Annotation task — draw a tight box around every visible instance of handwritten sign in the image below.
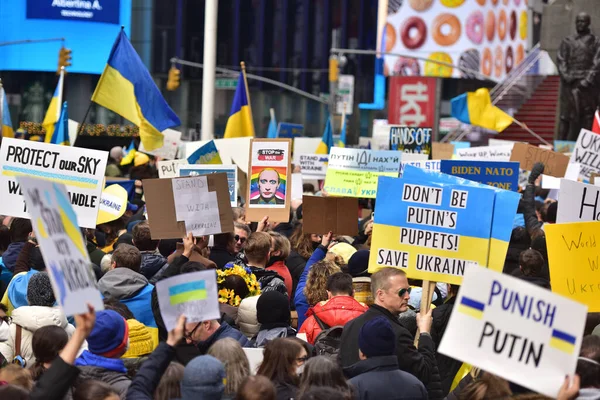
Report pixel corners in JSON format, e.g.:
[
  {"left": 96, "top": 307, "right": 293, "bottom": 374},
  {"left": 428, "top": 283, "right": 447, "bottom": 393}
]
[
  {"left": 297, "top": 154, "right": 328, "bottom": 179},
  {"left": 546, "top": 221, "right": 600, "bottom": 312},
  {"left": 556, "top": 180, "right": 600, "bottom": 223},
  {"left": 399, "top": 160, "right": 440, "bottom": 178},
  {"left": 156, "top": 270, "right": 220, "bottom": 332},
  {"left": 179, "top": 164, "right": 238, "bottom": 206},
  {"left": 440, "top": 161, "right": 520, "bottom": 191},
  {"left": 571, "top": 129, "right": 600, "bottom": 182},
  {"left": 368, "top": 176, "right": 494, "bottom": 284},
  {"left": 432, "top": 142, "right": 454, "bottom": 160},
  {"left": 139, "top": 128, "right": 181, "bottom": 160},
  {"left": 389, "top": 126, "right": 432, "bottom": 155},
  {"left": 158, "top": 159, "right": 186, "bottom": 178},
  {"left": 323, "top": 148, "right": 401, "bottom": 198},
  {"left": 438, "top": 266, "right": 586, "bottom": 398},
  {"left": 0, "top": 138, "right": 107, "bottom": 228},
  {"left": 457, "top": 145, "right": 513, "bottom": 161},
  {"left": 510, "top": 142, "right": 569, "bottom": 177},
  {"left": 18, "top": 177, "right": 104, "bottom": 316},
  {"left": 172, "top": 176, "right": 222, "bottom": 236}
]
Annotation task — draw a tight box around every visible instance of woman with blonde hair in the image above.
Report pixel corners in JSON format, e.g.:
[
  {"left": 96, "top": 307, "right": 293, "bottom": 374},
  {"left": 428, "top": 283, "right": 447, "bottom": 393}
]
[
  {"left": 208, "top": 337, "right": 251, "bottom": 399},
  {"left": 304, "top": 260, "right": 342, "bottom": 307}
]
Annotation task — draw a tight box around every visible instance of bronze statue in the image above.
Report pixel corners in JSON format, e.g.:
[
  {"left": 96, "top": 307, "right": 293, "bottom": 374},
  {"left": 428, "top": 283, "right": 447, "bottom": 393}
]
[{"left": 557, "top": 12, "right": 600, "bottom": 141}]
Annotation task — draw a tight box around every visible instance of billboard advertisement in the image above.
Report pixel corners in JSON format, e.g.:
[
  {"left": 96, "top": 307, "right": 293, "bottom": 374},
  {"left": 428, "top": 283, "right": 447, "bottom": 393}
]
[
  {"left": 384, "top": 0, "right": 528, "bottom": 80},
  {"left": 0, "top": 0, "right": 131, "bottom": 74}
]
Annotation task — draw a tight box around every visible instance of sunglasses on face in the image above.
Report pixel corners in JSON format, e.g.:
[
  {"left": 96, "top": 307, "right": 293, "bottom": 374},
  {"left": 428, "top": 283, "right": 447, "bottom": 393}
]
[
  {"left": 398, "top": 287, "right": 412, "bottom": 298},
  {"left": 234, "top": 235, "right": 246, "bottom": 244}
]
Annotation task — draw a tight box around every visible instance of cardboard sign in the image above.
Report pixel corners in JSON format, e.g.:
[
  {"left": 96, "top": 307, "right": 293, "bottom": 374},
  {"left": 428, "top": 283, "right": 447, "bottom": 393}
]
[
  {"left": 432, "top": 142, "right": 454, "bottom": 160},
  {"left": 157, "top": 159, "right": 186, "bottom": 178},
  {"left": 556, "top": 180, "right": 600, "bottom": 223},
  {"left": 172, "top": 176, "right": 223, "bottom": 236},
  {"left": 440, "top": 161, "right": 520, "bottom": 191},
  {"left": 178, "top": 164, "right": 238, "bottom": 206},
  {"left": 510, "top": 142, "right": 569, "bottom": 177},
  {"left": 296, "top": 154, "right": 328, "bottom": 179},
  {"left": 139, "top": 128, "right": 181, "bottom": 160},
  {"left": 571, "top": 129, "right": 600, "bottom": 182},
  {"left": 399, "top": 160, "right": 440, "bottom": 178},
  {"left": 143, "top": 173, "right": 233, "bottom": 239},
  {"left": 302, "top": 196, "right": 359, "bottom": 236},
  {"left": 96, "top": 184, "right": 128, "bottom": 225},
  {"left": 245, "top": 139, "right": 292, "bottom": 223},
  {"left": 457, "top": 145, "right": 513, "bottom": 161},
  {"left": 546, "top": 221, "right": 600, "bottom": 312},
  {"left": 323, "top": 148, "right": 401, "bottom": 198},
  {"left": 156, "top": 270, "right": 220, "bottom": 332},
  {"left": 18, "top": 177, "right": 104, "bottom": 316},
  {"left": 368, "top": 176, "right": 494, "bottom": 284},
  {"left": 388, "top": 126, "right": 432, "bottom": 155},
  {"left": 0, "top": 138, "right": 107, "bottom": 228},
  {"left": 438, "top": 266, "right": 587, "bottom": 398}
]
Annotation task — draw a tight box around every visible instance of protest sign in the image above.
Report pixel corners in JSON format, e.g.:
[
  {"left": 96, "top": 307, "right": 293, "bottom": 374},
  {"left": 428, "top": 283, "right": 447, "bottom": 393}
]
[
  {"left": 157, "top": 159, "right": 186, "bottom": 178},
  {"left": 172, "top": 176, "right": 223, "bottom": 236},
  {"left": 556, "top": 180, "right": 600, "bottom": 223},
  {"left": 541, "top": 163, "right": 581, "bottom": 190},
  {"left": 296, "top": 154, "right": 328, "bottom": 179},
  {"left": 451, "top": 141, "right": 470, "bottom": 153},
  {"left": 96, "top": 184, "right": 128, "bottom": 225},
  {"left": 555, "top": 140, "right": 576, "bottom": 154},
  {"left": 440, "top": 161, "right": 520, "bottom": 191},
  {"left": 139, "top": 128, "right": 181, "bottom": 160},
  {"left": 143, "top": 173, "right": 233, "bottom": 239},
  {"left": 489, "top": 138, "right": 517, "bottom": 147},
  {"left": 388, "top": 126, "right": 432, "bottom": 155},
  {"left": 302, "top": 196, "right": 359, "bottom": 236},
  {"left": 571, "top": 128, "right": 600, "bottom": 182},
  {"left": 372, "top": 124, "right": 392, "bottom": 150},
  {"left": 291, "top": 173, "right": 303, "bottom": 200},
  {"left": 402, "top": 165, "right": 520, "bottom": 273},
  {"left": 186, "top": 137, "right": 251, "bottom": 173},
  {"left": 245, "top": 139, "right": 292, "bottom": 223},
  {"left": 323, "top": 148, "right": 401, "bottom": 198},
  {"left": 277, "top": 123, "right": 303, "bottom": 139},
  {"left": 431, "top": 142, "right": 454, "bottom": 160},
  {"left": 368, "top": 176, "right": 494, "bottom": 284},
  {"left": 0, "top": 138, "right": 107, "bottom": 228},
  {"left": 293, "top": 137, "right": 321, "bottom": 157},
  {"left": 178, "top": 164, "right": 238, "bottom": 206},
  {"left": 399, "top": 160, "right": 440, "bottom": 178},
  {"left": 510, "top": 142, "right": 569, "bottom": 177},
  {"left": 456, "top": 145, "right": 513, "bottom": 161},
  {"left": 438, "top": 266, "right": 586, "bottom": 398},
  {"left": 18, "top": 177, "right": 104, "bottom": 316},
  {"left": 546, "top": 221, "right": 600, "bottom": 312},
  {"left": 186, "top": 140, "right": 223, "bottom": 165},
  {"left": 156, "top": 270, "right": 220, "bottom": 332}
]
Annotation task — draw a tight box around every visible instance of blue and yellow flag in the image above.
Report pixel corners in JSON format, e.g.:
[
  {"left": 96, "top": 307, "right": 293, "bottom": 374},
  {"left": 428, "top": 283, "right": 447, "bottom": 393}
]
[
  {"left": 337, "top": 115, "right": 347, "bottom": 148},
  {"left": 187, "top": 140, "right": 222, "bottom": 164},
  {"left": 224, "top": 74, "right": 255, "bottom": 138},
  {"left": 451, "top": 88, "right": 513, "bottom": 132},
  {"left": 92, "top": 30, "right": 181, "bottom": 151},
  {"left": 316, "top": 116, "right": 333, "bottom": 154},
  {"left": 43, "top": 73, "right": 64, "bottom": 143},
  {"left": 267, "top": 110, "right": 278, "bottom": 139},
  {"left": 51, "top": 101, "right": 70, "bottom": 146},
  {"left": 1, "top": 87, "right": 14, "bottom": 138},
  {"left": 121, "top": 140, "right": 137, "bottom": 166}
]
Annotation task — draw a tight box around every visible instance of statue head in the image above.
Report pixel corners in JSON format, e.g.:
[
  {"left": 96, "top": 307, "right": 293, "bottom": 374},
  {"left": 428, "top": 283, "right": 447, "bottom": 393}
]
[{"left": 576, "top": 12, "right": 591, "bottom": 35}]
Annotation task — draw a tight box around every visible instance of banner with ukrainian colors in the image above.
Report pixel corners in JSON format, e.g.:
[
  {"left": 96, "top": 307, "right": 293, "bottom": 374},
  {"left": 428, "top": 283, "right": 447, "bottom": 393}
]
[
  {"left": 368, "top": 176, "right": 494, "bottom": 284},
  {"left": 440, "top": 160, "right": 520, "bottom": 192},
  {"left": 323, "top": 147, "right": 401, "bottom": 198},
  {"left": 402, "top": 165, "right": 520, "bottom": 273},
  {"left": 187, "top": 140, "right": 222, "bottom": 165}
]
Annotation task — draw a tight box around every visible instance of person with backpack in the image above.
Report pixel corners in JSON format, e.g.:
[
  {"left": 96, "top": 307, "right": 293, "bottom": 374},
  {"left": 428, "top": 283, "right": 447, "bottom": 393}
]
[
  {"left": 299, "top": 273, "right": 367, "bottom": 345},
  {"left": 253, "top": 291, "right": 296, "bottom": 347}
]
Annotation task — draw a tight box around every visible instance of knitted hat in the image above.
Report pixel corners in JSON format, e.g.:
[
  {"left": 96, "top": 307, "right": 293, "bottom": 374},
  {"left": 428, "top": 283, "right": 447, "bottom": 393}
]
[
  {"left": 256, "top": 291, "right": 290, "bottom": 325},
  {"left": 87, "top": 310, "right": 130, "bottom": 358},
  {"left": 121, "top": 319, "right": 154, "bottom": 359},
  {"left": 30, "top": 247, "right": 46, "bottom": 271},
  {"left": 27, "top": 272, "right": 55, "bottom": 307},
  {"left": 348, "top": 250, "right": 370, "bottom": 277},
  {"left": 328, "top": 243, "right": 356, "bottom": 264},
  {"left": 114, "top": 233, "right": 134, "bottom": 249},
  {"left": 181, "top": 355, "right": 225, "bottom": 400},
  {"left": 358, "top": 316, "right": 396, "bottom": 357}
]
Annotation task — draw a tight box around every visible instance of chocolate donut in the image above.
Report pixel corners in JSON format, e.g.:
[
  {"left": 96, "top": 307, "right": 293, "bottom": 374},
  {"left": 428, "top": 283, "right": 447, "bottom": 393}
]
[
  {"left": 509, "top": 10, "right": 517, "bottom": 40},
  {"left": 432, "top": 13, "right": 461, "bottom": 47},
  {"left": 459, "top": 49, "right": 481, "bottom": 79},
  {"left": 505, "top": 46, "right": 514, "bottom": 73},
  {"left": 401, "top": 17, "right": 427, "bottom": 50},
  {"left": 486, "top": 10, "right": 495, "bottom": 42}
]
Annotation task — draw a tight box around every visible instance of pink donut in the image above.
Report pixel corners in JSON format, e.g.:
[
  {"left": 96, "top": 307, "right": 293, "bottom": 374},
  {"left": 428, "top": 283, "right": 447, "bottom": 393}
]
[
  {"left": 514, "top": 0, "right": 521, "bottom": 5},
  {"left": 466, "top": 10, "right": 484, "bottom": 45}
]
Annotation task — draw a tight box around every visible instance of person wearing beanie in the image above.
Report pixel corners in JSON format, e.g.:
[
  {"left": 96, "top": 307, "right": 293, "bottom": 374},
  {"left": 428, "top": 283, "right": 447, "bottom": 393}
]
[
  {"left": 326, "top": 242, "right": 356, "bottom": 266},
  {"left": 75, "top": 310, "right": 132, "bottom": 397},
  {"left": 346, "top": 316, "right": 427, "bottom": 399},
  {"left": 180, "top": 355, "right": 226, "bottom": 400},
  {"left": 347, "top": 250, "right": 373, "bottom": 305},
  {"left": 253, "top": 291, "right": 296, "bottom": 347},
  {"left": 121, "top": 319, "right": 155, "bottom": 377},
  {"left": 0, "top": 272, "right": 77, "bottom": 366}
]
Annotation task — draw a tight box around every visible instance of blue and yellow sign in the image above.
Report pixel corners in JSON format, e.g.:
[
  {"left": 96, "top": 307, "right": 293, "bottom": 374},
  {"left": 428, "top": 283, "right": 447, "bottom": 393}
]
[{"left": 440, "top": 160, "right": 520, "bottom": 192}]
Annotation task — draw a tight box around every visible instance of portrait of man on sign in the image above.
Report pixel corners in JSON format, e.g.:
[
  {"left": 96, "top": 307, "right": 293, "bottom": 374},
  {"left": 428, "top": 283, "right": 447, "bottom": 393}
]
[{"left": 250, "top": 168, "right": 285, "bottom": 205}]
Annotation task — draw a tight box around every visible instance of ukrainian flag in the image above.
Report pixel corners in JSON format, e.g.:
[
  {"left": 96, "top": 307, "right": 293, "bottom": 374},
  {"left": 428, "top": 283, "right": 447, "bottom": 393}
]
[
  {"left": 451, "top": 88, "right": 513, "bottom": 132},
  {"left": 549, "top": 329, "right": 576, "bottom": 354},
  {"left": 457, "top": 296, "right": 485, "bottom": 319},
  {"left": 1, "top": 88, "right": 13, "bottom": 138},
  {"left": 337, "top": 115, "right": 347, "bottom": 148},
  {"left": 92, "top": 30, "right": 181, "bottom": 151},
  {"left": 169, "top": 280, "right": 207, "bottom": 305},
  {"left": 121, "top": 140, "right": 137, "bottom": 166},
  {"left": 43, "top": 73, "right": 64, "bottom": 143},
  {"left": 316, "top": 116, "right": 333, "bottom": 154},
  {"left": 223, "top": 74, "right": 255, "bottom": 138},
  {"left": 187, "top": 140, "right": 222, "bottom": 164},
  {"left": 51, "top": 101, "right": 70, "bottom": 146}
]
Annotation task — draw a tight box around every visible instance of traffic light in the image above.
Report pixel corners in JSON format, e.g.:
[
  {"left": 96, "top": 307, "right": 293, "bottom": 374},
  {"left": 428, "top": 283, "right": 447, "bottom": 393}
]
[
  {"left": 167, "top": 66, "right": 181, "bottom": 91},
  {"left": 57, "top": 47, "right": 72, "bottom": 74}
]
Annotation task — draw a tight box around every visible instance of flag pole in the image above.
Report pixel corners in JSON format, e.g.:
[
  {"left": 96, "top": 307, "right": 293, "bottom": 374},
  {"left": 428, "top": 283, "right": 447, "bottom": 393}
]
[
  {"left": 0, "top": 80, "right": 4, "bottom": 135},
  {"left": 57, "top": 67, "right": 65, "bottom": 120},
  {"left": 240, "top": 61, "right": 256, "bottom": 134}
]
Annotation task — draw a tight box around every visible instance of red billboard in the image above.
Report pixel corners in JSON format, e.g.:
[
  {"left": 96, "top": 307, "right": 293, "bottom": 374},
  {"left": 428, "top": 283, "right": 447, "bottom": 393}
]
[{"left": 388, "top": 76, "right": 438, "bottom": 129}]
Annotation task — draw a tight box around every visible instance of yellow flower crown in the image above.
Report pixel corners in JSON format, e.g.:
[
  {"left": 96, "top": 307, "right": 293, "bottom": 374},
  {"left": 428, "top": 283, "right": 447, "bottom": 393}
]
[{"left": 217, "top": 263, "right": 261, "bottom": 307}]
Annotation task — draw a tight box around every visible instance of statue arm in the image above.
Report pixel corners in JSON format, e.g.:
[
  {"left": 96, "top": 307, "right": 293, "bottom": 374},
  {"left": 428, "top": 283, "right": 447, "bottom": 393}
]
[
  {"left": 557, "top": 40, "right": 572, "bottom": 83},
  {"left": 582, "top": 41, "right": 600, "bottom": 87}
]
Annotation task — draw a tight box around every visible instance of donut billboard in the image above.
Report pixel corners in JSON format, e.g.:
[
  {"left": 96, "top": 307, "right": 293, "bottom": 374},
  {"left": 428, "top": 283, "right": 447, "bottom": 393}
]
[{"left": 384, "top": 0, "right": 528, "bottom": 80}]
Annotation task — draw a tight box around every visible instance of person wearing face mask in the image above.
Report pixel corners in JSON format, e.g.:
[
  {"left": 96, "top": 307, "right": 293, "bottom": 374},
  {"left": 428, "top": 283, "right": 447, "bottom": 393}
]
[
  {"left": 267, "top": 232, "right": 293, "bottom": 299},
  {"left": 256, "top": 338, "right": 307, "bottom": 400}
]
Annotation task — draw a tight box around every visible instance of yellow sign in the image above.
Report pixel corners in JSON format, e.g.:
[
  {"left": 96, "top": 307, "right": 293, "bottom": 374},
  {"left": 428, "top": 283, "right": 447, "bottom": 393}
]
[
  {"left": 96, "top": 184, "right": 128, "bottom": 225},
  {"left": 546, "top": 221, "right": 600, "bottom": 312}
]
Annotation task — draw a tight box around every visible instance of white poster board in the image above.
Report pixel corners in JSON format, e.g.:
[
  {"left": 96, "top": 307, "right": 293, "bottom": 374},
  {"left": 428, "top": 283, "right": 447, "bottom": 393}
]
[
  {"left": 293, "top": 138, "right": 322, "bottom": 160},
  {"left": 297, "top": 154, "right": 328, "bottom": 179},
  {"left": 172, "top": 176, "right": 222, "bottom": 236},
  {"left": 456, "top": 145, "right": 514, "bottom": 161},
  {"left": 185, "top": 138, "right": 251, "bottom": 173},
  {"left": 139, "top": 129, "right": 182, "bottom": 160},
  {"left": 156, "top": 270, "right": 220, "bottom": 332},
  {"left": 158, "top": 159, "right": 186, "bottom": 178},
  {"left": 439, "top": 266, "right": 586, "bottom": 398},
  {"left": 571, "top": 128, "right": 600, "bottom": 182},
  {"left": 541, "top": 163, "right": 581, "bottom": 190},
  {"left": 18, "top": 177, "right": 104, "bottom": 316},
  {"left": 291, "top": 173, "right": 303, "bottom": 200},
  {"left": 0, "top": 138, "right": 107, "bottom": 228},
  {"left": 557, "top": 179, "right": 600, "bottom": 223}
]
